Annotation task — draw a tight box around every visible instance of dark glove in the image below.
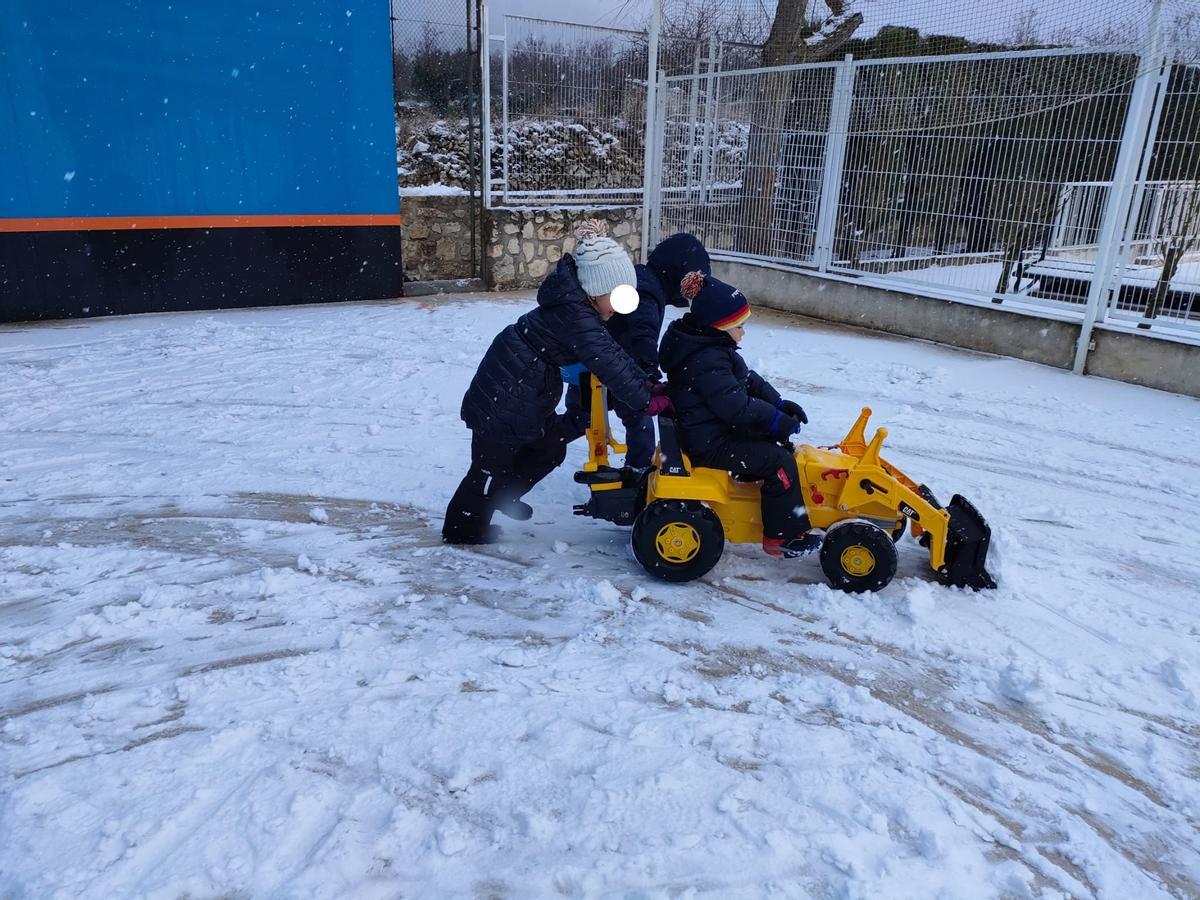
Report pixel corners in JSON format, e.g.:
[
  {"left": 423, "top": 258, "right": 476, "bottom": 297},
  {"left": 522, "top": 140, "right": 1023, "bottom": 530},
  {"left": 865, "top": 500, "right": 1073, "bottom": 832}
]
[
  {"left": 650, "top": 381, "right": 670, "bottom": 398},
  {"left": 770, "top": 412, "right": 802, "bottom": 442},
  {"left": 645, "top": 395, "right": 674, "bottom": 417},
  {"left": 776, "top": 399, "right": 808, "bottom": 424},
  {"left": 639, "top": 360, "right": 663, "bottom": 382}
]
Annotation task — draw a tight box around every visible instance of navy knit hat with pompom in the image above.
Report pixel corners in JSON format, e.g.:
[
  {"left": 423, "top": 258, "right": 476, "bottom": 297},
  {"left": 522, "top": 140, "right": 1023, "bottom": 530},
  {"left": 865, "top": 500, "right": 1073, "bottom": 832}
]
[{"left": 681, "top": 272, "right": 750, "bottom": 331}]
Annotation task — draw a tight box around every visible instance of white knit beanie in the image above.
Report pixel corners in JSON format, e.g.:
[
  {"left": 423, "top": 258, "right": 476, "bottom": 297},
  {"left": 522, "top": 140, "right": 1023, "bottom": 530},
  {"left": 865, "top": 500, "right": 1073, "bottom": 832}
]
[{"left": 573, "top": 220, "right": 637, "bottom": 297}]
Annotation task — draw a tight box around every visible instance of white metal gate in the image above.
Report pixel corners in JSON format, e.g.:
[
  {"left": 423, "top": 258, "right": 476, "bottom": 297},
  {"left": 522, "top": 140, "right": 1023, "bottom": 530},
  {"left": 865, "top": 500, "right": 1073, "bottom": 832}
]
[
  {"left": 647, "top": 37, "right": 1200, "bottom": 351},
  {"left": 481, "top": 11, "right": 761, "bottom": 209},
  {"left": 491, "top": 15, "right": 651, "bottom": 206}
]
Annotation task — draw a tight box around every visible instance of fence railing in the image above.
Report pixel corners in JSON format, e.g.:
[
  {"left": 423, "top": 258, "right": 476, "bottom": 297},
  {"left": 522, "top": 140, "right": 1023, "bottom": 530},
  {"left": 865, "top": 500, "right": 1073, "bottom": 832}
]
[
  {"left": 649, "top": 44, "right": 1200, "bottom": 345},
  {"left": 492, "top": 16, "right": 650, "bottom": 206},
  {"left": 483, "top": 13, "right": 761, "bottom": 207}
]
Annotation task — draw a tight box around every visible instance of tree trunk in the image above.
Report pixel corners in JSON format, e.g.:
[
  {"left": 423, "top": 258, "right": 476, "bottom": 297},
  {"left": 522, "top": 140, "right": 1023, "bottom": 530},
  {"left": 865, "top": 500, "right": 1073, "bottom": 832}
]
[
  {"left": 733, "top": 0, "right": 863, "bottom": 256},
  {"left": 993, "top": 243, "right": 1023, "bottom": 298},
  {"left": 1146, "top": 243, "right": 1184, "bottom": 320},
  {"left": 735, "top": 70, "right": 791, "bottom": 256}
]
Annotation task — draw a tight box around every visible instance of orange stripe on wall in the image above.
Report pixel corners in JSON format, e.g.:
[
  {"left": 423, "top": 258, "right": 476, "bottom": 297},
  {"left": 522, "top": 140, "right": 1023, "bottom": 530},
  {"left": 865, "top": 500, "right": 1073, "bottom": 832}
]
[{"left": 0, "top": 214, "right": 404, "bottom": 233}]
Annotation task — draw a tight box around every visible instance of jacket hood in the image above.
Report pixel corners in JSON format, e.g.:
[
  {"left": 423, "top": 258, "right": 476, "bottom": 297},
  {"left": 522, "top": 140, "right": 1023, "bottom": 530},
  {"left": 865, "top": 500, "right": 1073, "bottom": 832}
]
[
  {"left": 635, "top": 263, "right": 667, "bottom": 311},
  {"left": 648, "top": 233, "right": 711, "bottom": 308},
  {"left": 536, "top": 255, "right": 588, "bottom": 310},
  {"left": 658, "top": 314, "right": 735, "bottom": 372}
]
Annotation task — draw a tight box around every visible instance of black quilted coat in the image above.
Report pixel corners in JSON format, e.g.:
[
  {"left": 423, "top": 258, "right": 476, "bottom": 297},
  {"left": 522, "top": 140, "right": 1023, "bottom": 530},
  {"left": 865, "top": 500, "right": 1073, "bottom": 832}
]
[
  {"left": 460, "top": 255, "right": 651, "bottom": 443},
  {"left": 604, "top": 233, "right": 709, "bottom": 376},
  {"left": 658, "top": 314, "right": 782, "bottom": 454}
]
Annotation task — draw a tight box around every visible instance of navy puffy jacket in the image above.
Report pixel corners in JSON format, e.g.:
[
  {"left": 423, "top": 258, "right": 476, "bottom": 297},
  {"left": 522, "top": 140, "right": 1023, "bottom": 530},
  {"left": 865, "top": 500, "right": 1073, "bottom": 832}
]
[
  {"left": 603, "top": 233, "right": 710, "bottom": 376},
  {"left": 460, "top": 256, "right": 651, "bottom": 443},
  {"left": 658, "top": 314, "right": 782, "bottom": 454}
]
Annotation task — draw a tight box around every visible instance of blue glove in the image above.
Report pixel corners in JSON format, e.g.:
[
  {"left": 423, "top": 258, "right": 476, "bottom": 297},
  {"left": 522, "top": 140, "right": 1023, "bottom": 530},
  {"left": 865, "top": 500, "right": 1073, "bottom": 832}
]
[
  {"left": 560, "top": 363, "right": 588, "bottom": 385},
  {"left": 777, "top": 398, "right": 808, "bottom": 424}
]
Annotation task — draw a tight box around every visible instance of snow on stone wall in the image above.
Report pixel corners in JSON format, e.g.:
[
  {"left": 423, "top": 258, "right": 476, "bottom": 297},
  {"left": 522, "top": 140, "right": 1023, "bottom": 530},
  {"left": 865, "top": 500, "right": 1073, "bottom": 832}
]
[{"left": 398, "top": 118, "right": 642, "bottom": 191}]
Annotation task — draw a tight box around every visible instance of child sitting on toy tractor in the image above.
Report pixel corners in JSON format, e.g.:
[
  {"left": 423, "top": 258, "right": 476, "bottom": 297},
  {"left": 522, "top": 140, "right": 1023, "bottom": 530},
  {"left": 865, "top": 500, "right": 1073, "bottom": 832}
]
[{"left": 658, "top": 272, "right": 820, "bottom": 558}]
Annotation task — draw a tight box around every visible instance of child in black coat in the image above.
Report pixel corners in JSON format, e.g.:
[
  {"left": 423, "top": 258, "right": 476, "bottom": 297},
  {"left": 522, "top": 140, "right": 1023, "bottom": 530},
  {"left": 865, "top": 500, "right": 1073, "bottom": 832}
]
[
  {"left": 443, "top": 222, "right": 672, "bottom": 545},
  {"left": 657, "top": 272, "right": 818, "bottom": 557}
]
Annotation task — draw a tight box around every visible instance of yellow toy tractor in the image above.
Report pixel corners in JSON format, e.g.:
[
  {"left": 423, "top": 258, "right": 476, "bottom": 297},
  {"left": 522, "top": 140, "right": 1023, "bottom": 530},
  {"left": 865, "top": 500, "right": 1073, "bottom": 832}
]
[{"left": 572, "top": 374, "right": 995, "bottom": 593}]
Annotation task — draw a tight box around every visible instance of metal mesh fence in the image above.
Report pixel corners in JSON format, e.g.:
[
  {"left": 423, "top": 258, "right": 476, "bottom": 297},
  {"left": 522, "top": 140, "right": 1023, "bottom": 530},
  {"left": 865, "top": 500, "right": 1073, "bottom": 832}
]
[
  {"left": 651, "top": 0, "right": 1200, "bottom": 340},
  {"left": 497, "top": 16, "right": 649, "bottom": 204},
  {"left": 1109, "top": 61, "right": 1200, "bottom": 329},
  {"left": 656, "top": 50, "right": 1143, "bottom": 306},
  {"left": 392, "top": 0, "right": 482, "bottom": 191},
  {"left": 657, "top": 63, "right": 839, "bottom": 262},
  {"left": 393, "top": 0, "right": 485, "bottom": 277},
  {"left": 832, "top": 50, "right": 1137, "bottom": 306},
  {"left": 657, "top": 0, "right": 1176, "bottom": 62},
  {"left": 490, "top": 15, "right": 767, "bottom": 206}
]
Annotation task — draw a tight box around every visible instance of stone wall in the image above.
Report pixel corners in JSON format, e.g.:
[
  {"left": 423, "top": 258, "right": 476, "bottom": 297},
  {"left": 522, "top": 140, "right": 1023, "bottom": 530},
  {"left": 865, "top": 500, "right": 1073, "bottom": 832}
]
[
  {"left": 400, "top": 193, "right": 476, "bottom": 283},
  {"left": 484, "top": 206, "right": 642, "bottom": 291},
  {"left": 400, "top": 196, "right": 644, "bottom": 290}
]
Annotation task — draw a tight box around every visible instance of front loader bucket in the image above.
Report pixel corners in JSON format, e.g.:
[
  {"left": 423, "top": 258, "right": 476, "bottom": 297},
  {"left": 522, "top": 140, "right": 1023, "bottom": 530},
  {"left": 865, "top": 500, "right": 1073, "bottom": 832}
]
[{"left": 941, "top": 495, "right": 997, "bottom": 590}]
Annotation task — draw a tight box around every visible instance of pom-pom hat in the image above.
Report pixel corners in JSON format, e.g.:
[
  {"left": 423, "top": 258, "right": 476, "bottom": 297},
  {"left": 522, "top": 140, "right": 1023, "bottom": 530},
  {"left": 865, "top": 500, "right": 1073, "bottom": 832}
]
[
  {"left": 682, "top": 271, "right": 750, "bottom": 331},
  {"left": 572, "top": 219, "right": 637, "bottom": 299}
]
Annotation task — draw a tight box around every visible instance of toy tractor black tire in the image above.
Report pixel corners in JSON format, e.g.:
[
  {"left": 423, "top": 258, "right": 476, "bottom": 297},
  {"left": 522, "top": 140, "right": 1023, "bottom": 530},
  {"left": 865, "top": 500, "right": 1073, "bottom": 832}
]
[
  {"left": 632, "top": 500, "right": 725, "bottom": 583},
  {"left": 820, "top": 521, "right": 898, "bottom": 594}
]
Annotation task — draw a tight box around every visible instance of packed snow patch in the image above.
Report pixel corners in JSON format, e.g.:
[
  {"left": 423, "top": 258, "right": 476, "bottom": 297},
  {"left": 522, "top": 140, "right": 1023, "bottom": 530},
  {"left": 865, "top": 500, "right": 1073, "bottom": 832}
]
[{"left": 1, "top": 296, "right": 1198, "bottom": 898}]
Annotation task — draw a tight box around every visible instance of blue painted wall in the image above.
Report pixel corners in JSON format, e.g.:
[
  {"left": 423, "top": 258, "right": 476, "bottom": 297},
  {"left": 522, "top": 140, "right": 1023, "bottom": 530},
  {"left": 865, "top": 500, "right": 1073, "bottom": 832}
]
[{"left": 0, "top": 1, "right": 398, "bottom": 218}]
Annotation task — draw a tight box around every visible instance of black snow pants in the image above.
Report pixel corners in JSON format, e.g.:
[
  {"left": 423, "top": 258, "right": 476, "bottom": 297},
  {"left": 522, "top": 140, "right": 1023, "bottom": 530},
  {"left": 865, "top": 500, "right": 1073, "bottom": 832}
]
[
  {"left": 691, "top": 438, "right": 808, "bottom": 540},
  {"left": 442, "top": 422, "right": 569, "bottom": 543}
]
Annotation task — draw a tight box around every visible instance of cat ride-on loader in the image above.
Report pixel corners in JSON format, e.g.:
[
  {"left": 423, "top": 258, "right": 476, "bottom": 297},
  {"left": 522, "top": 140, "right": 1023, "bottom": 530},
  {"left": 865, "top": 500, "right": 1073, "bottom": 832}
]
[{"left": 571, "top": 373, "right": 996, "bottom": 593}]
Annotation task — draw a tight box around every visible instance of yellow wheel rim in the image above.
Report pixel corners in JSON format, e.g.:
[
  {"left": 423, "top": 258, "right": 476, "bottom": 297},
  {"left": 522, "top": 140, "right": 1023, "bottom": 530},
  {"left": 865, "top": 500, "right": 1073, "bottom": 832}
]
[
  {"left": 655, "top": 522, "right": 701, "bottom": 564},
  {"left": 840, "top": 544, "right": 876, "bottom": 577}
]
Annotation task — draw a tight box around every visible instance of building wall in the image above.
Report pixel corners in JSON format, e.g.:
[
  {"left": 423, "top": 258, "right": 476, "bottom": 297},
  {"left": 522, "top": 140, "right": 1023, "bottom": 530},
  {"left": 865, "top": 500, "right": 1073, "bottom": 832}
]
[{"left": 1, "top": 1, "right": 402, "bottom": 322}]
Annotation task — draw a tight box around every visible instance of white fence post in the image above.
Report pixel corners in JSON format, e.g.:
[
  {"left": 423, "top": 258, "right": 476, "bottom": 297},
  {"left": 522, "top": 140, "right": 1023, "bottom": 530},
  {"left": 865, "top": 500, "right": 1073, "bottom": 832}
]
[
  {"left": 1073, "top": 0, "right": 1168, "bottom": 373},
  {"left": 684, "top": 41, "right": 703, "bottom": 205},
  {"left": 639, "top": 0, "right": 662, "bottom": 263},
  {"left": 697, "top": 36, "right": 719, "bottom": 208},
  {"left": 644, "top": 69, "right": 668, "bottom": 253},
  {"left": 480, "top": 2, "right": 492, "bottom": 209},
  {"left": 1108, "top": 38, "right": 1173, "bottom": 314},
  {"left": 501, "top": 16, "right": 510, "bottom": 205},
  {"left": 812, "top": 55, "right": 856, "bottom": 273}
]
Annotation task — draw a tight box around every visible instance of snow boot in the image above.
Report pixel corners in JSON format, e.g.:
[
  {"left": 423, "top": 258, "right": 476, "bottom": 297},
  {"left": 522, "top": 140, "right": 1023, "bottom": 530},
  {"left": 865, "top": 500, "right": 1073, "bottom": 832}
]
[
  {"left": 763, "top": 532, "right": 822, "bottom": 558},
  {"left": 491, "top": 496, "right": 533, "bottom": 521}
]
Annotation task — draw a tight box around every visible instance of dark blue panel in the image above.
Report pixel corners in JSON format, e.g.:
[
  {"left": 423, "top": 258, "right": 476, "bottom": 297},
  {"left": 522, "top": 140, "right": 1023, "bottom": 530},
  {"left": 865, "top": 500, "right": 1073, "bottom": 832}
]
[{"left": 0, "top": 1, "right": 398, "bottom": 217}]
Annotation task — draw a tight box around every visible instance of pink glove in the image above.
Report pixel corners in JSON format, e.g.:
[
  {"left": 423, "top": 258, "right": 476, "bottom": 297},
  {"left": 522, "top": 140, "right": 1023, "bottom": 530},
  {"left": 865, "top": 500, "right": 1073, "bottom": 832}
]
[{"left": 645, "top": 395, "right": 674, "bottom": 417}]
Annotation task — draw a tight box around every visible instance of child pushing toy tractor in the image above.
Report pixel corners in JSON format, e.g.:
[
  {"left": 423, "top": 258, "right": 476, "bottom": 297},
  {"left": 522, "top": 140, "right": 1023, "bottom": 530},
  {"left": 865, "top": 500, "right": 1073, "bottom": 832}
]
[{"left": 572, "top": 373, "right": 996, "bottom": 594}]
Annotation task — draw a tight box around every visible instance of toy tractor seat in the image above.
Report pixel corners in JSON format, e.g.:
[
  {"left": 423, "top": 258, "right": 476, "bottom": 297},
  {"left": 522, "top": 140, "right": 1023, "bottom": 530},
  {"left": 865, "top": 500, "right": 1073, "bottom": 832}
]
[
  {"left": 654, "top": 416, "right": 761, "bottom": 483},
  {"left": 655, "top": 415, "right": 688, "bottom": 476}
]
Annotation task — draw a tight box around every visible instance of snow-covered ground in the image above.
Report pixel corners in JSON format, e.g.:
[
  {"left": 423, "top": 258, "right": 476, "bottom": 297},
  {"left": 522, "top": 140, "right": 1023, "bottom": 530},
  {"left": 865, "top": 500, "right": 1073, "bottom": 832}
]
[{"left": 2, "top": 295, "right": 1199, "bottom": 899}]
